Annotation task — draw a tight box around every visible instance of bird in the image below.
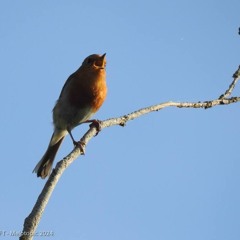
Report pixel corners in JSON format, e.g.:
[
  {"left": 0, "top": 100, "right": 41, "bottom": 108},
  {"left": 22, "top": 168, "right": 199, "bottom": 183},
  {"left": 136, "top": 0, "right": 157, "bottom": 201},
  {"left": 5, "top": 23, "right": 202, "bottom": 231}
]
[{"left": 33, "top": 53, "right": 107, "bottom": 179}]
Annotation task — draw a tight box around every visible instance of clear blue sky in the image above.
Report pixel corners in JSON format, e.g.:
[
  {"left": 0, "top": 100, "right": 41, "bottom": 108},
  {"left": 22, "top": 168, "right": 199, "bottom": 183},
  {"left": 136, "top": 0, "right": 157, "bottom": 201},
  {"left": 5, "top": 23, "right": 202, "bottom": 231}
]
[{"left": 1, "top": 1, "right": 240, "bottom": 239}]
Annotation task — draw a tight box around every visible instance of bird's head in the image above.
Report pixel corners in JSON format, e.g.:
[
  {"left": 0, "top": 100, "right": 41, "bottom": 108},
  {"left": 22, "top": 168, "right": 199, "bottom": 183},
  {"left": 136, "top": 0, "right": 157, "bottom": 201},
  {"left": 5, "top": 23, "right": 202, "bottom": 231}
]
[{"left": 82, "top": 53, "right": 106, "bottom": 70}]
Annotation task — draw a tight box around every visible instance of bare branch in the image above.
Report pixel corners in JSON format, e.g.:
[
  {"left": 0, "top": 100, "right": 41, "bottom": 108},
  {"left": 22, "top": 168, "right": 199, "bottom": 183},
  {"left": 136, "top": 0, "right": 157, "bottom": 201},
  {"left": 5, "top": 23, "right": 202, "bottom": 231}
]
[
  {"left": 20, "top": 65, "right": 240, "bottom": 240},
  {"left": 219, "top": 65, "right": 240, "bottom": 99}
]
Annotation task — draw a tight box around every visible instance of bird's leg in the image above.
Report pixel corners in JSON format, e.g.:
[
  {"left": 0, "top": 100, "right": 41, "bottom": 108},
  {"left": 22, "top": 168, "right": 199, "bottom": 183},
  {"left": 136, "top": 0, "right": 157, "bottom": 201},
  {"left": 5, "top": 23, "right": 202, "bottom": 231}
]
[
  {"left": 67, "top": 127, "right": 85, "bottom": 154},
  {"left": 83, "top": 119, "right": 102, "bottom": 135}
]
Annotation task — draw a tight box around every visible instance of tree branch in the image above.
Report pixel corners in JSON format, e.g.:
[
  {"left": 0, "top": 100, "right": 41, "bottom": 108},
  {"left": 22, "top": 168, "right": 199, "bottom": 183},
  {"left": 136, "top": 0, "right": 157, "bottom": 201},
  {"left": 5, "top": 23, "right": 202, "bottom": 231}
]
[
  {"left": 218, "top": 65, "right": 240, "bottom": 99},
  {"left": 20, "top": 65, "right": 240, "bottom": 240}
]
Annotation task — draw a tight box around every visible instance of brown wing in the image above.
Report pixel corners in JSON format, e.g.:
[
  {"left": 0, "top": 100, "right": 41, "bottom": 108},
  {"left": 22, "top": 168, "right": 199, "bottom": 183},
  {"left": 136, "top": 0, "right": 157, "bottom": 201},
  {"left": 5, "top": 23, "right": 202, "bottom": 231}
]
[{"left": 58, "top": 71, "right": 77, "bottom": 99}]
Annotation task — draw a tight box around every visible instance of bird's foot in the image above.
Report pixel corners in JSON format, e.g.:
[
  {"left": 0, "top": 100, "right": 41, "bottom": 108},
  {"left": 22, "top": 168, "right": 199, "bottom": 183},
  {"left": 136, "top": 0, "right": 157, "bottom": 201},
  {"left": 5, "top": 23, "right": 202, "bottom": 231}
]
[
  {"left": 84, "top": 119, "right": 102, "bottom": 136},
  {"left": 73, "top": 140, "right": 86, "bottom": 155}
]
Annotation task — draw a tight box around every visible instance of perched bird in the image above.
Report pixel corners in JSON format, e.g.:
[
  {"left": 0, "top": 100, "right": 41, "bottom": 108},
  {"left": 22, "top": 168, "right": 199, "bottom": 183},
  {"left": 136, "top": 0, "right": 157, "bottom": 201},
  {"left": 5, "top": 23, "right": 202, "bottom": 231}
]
[{"left": 33, "top": 53, "right": 107, "bottom": 179}]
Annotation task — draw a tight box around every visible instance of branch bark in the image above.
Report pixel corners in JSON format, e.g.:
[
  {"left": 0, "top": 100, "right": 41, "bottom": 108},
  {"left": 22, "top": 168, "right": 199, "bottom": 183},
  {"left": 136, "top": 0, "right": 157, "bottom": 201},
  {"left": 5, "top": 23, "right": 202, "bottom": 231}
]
[{"left": 20, "top": 65, "right": 240, "bottom": 240}]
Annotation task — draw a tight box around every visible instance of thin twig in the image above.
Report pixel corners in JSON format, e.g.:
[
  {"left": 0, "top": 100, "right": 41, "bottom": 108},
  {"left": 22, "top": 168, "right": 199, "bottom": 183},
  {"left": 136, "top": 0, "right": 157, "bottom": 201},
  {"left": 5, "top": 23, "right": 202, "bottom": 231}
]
[{"left": 219, "top": 65, "right": 240, "bottom": 99}]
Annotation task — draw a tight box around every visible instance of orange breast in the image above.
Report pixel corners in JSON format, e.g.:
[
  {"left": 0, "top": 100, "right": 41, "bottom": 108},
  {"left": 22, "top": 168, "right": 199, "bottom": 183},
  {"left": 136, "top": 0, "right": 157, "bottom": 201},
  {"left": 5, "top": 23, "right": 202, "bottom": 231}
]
[{"left": 68, "top": 68, "right": 107, "bottom": 113}]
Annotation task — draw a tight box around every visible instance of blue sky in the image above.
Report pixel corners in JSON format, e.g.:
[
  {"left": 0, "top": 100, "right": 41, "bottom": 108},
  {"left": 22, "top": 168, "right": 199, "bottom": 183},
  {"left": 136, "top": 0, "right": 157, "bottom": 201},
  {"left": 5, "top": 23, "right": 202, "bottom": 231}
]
[{"left": 1, "top": 1, "right": 240, "bottom": 239}]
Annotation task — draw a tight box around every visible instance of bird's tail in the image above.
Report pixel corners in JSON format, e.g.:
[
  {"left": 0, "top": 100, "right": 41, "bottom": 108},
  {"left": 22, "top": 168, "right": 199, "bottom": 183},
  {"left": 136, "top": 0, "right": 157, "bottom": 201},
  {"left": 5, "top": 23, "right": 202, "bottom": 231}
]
[{"left": 33, "top": 130, "right": 67, "bottom": 179}]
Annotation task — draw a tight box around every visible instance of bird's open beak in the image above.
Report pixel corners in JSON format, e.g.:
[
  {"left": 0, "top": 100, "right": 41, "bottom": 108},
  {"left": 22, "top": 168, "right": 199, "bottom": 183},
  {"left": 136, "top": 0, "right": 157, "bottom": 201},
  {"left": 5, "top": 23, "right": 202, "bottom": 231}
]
[
  {"left": 101, "top": 53, "right": 106, "bottom": 59},
  {"left": 101, "top": 53, "right": 106, "bottom": 68}
]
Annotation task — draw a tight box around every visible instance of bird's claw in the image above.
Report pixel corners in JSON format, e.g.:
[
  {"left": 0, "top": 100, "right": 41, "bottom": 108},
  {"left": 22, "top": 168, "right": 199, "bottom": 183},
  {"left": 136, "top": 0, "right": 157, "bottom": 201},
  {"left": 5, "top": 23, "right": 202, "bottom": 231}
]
[
  {"left": 84, "top": 119, "right": 102, "bottom": 136},
  {"left": 73, "top": 140, "right": 86, "bottom": 155},
  {"left": 89, "top": 119, "right": 102, "bottom": 135}
]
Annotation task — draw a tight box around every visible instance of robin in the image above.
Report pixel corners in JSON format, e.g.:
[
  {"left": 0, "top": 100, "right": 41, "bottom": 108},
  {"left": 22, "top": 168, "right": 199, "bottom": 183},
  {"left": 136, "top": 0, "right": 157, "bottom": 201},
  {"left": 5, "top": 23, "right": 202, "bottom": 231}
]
[{"left": 33, "top": 53, "right": 107, "bottom": 179}]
